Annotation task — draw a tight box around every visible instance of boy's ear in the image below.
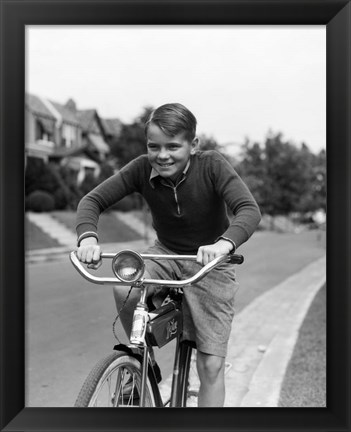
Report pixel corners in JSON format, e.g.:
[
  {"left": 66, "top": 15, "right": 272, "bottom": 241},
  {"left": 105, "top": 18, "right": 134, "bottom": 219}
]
[{"left": 190, "top": 137, "right": 199, "bottom": 154}]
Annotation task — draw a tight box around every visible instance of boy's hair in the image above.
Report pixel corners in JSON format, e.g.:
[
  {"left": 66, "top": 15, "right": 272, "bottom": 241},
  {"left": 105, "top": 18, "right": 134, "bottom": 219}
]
[{"left": 145, "top": 103, "right": 197, "bottom": 141}]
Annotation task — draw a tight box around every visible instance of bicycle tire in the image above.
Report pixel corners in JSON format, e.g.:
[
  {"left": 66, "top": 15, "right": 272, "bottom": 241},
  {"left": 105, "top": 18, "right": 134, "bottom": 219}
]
[
  {"left": 75, "top": 351, "right": 158, "bottom": 407},
  {"left": 177, "top": 342, "right": 193, "bottom": 407}
]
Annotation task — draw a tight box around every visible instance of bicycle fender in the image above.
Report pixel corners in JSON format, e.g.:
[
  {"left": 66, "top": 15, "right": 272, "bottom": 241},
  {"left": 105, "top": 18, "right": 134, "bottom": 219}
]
[{"left": 113, "top": 343, "right": 143, "bottom": 359}]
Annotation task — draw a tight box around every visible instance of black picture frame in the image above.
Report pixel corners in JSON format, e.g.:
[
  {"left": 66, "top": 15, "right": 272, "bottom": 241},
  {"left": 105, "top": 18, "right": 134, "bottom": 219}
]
[{"left": 1, "top": 1, "right": 350, "bottom": 431}]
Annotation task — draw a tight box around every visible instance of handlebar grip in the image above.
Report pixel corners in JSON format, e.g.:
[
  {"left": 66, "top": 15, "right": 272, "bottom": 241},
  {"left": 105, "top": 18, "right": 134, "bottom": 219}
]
[{"left": 229, "top": 254, "right": 244, "bottom": 264}]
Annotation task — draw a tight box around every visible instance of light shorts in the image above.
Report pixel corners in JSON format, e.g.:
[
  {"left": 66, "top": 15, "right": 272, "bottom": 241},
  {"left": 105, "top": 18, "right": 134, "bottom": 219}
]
[{"left": 142, "top": 240, "right": 239, "bottom": 358}]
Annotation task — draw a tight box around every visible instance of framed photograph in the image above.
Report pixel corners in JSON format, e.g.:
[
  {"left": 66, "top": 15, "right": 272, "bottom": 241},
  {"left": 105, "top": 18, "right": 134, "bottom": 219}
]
[{"left": 1, "top": 1, "right": 350, "bottom": 431}]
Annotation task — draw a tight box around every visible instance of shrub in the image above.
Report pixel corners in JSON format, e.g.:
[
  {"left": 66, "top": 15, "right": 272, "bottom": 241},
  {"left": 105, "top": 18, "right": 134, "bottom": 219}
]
[
  {"left": 53, "top": 188, "right": 69, "bottom": 210},
  {"left": 79, "top": 172, "right": 99, "bottom": 196},
  {"left": 26, "top": 190, "right": 55, "bottom": 212},
  {"left": 58, "top": 165, "right": 82, "bottom": 210}
]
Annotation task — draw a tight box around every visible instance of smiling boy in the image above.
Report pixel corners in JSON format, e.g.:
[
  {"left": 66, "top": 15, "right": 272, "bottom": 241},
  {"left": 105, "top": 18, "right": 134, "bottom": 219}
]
[{"left": 76, "top": 103, "right": 261, "bottom": 406}]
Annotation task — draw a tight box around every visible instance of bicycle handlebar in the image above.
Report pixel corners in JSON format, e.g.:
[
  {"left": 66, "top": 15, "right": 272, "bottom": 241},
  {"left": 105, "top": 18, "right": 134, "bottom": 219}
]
[{"left": 69, "top": 250, "right": 244, "bottom": 287}]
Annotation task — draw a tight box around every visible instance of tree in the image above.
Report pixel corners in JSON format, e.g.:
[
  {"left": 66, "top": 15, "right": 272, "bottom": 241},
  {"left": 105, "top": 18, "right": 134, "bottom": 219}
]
[
  {"left": 237, "top": 132, "right": 326, "bottom": 217},
  {"left": 263, "top": 132, "right": 309, "bottom": 215},
  {"left": 235, "top": 139, "right": 266, "bottom": 207},
  {"left": 110, "top": 106, "right": 153, "bottom": 167},
  {"left": 198, "top": 134, "right": 220, "bottom": 151},
  {"left": 296, "top": 147, "right": 326, "bottom": 213}
]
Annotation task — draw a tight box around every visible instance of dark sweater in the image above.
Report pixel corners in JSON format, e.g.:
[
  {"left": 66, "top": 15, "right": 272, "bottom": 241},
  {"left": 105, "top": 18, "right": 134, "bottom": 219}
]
[{"left": 76, "top": 151, "right": 261, "bottom": 254}]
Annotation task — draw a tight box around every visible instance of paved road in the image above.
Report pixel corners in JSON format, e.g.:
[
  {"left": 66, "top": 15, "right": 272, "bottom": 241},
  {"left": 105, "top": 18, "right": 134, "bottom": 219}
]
[{"left": 26, "top": 230, "right": 325, "bottom": 407}]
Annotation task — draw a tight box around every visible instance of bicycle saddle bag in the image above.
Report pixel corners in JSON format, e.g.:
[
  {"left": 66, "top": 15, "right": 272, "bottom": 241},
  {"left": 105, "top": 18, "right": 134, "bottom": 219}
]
[{"left": 146, "top": 301, "right": 183, "bottom": 348}]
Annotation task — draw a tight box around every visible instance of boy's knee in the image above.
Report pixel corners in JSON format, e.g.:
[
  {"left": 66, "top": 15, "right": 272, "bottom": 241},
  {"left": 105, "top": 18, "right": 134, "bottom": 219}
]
[{"left": 197, "top": 352, "right": 225, "bottom": 382}]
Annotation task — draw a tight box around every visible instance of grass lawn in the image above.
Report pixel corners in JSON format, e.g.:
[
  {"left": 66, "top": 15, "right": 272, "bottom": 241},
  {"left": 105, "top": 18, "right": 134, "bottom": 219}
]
[
  {"left": 26, "top": 218, "right": 61, "bottom": 250},
  {"left": 278, "top": 284, "right": 326, "bottom": 407}
]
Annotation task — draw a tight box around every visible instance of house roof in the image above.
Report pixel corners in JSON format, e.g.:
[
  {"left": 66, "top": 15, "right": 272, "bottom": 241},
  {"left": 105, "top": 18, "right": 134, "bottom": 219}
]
[
  {"left": 102, "top": 118, "right": 123, "bottom": 137},
  {"left": 49, "top": 100, "right": 80, "bottom": 126},
  {"left": 37, "top": 117, "right": 55, "bottom": 134},
  {"left": 77, "top": 109, "right": 96, "bottom": 131},
  {"left": 88, "top": 133, "right": 110, "bottom": 153},
  {"left": 27, "top": 93, "right": 120, "bottom": 142},
  {"left": 26, "top": 94, "right": 56, "bottom": 120}
]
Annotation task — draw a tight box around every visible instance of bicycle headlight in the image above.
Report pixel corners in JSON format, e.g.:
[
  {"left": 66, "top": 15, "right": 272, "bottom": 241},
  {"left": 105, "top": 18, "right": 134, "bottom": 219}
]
[{"left": 112, "top": 250, "right": 145, "bottom": 283}]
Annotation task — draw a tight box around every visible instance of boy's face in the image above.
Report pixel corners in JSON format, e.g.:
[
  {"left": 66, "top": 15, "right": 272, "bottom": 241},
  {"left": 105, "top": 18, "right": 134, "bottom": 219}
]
[{"left": 146, "top": 123, "right": 198, "bottom": 181}]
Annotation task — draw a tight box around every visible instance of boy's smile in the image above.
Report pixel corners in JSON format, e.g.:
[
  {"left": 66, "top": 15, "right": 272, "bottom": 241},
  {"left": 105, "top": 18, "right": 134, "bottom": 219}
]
[{"left": 146, "top": 123, "right": 198, "bottom": 181}]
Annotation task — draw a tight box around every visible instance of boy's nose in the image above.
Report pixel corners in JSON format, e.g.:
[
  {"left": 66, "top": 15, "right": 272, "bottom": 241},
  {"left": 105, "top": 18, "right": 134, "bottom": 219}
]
[{"left": 158, "top": 148, "right": 170, "bottom": 159}]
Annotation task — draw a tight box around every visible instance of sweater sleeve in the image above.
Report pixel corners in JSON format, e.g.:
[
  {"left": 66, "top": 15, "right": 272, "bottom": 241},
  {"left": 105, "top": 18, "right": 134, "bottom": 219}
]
[
  {"left": 210, "top": 152, "right": 261, "bottom": 248},
  {"left": 75, "top": 157, "right": 144, "bottom": 239}
]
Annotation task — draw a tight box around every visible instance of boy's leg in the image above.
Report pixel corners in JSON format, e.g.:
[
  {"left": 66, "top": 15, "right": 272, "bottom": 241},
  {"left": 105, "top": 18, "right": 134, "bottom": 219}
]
[
  {"left": 196, "top": 351, "right": 226, "bottom": 407},
  {"left": 180, "top": 260, "right": 239, "bottom": 407}
]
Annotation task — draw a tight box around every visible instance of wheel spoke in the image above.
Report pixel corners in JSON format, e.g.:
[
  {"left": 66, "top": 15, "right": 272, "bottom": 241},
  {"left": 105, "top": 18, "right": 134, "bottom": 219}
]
[
  {"left": 107, "top": 374, "right": 113, "bottom": 407},
  {"left": 114, "top": 367, "right": 125, "bottom": 406}
]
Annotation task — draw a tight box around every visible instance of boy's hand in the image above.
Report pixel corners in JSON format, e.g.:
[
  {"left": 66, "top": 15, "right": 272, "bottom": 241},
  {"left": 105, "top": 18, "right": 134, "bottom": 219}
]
[
  {"left": 76, "top": 237, "right": 102, "bottom": 269},
  {"left": 197, "top": 239, "right": 234, "bottom": 266}
]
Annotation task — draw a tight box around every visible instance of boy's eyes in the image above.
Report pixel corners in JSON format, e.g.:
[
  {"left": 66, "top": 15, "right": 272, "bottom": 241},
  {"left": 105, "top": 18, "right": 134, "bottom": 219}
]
[{"left": 147, "top": 144, "right": 181, "bottom": 150}]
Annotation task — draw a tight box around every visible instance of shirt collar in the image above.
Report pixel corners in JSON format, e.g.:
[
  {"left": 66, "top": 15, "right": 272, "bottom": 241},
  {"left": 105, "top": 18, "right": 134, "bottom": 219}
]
[{"left": 149, "top": 159, "right": 191, "bottom": 188}]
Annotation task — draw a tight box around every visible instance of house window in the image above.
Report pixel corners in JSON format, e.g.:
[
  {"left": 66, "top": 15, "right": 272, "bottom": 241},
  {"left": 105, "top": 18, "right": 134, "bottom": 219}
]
[
  {"left": 35, "top": 119, "right": 53, "bottom": 142},
  {"left": 62, "top": 124, "right": 76, "bottom": 148}
]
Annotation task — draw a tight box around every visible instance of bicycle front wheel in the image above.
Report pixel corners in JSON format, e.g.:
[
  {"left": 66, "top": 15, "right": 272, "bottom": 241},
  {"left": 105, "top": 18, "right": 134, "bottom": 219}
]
[{"left": 75, "top": 351, "right": 157, "bottom": 407}]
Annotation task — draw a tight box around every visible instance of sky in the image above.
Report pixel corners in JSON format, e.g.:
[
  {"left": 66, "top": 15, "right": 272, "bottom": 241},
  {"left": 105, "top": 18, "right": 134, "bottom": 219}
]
[{"left": 26, "top": 26, "right": 326, "bottom": 154}]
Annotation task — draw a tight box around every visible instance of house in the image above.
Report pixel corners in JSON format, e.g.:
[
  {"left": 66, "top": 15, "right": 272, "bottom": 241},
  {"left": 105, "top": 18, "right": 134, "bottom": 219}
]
[
  {"left": 25, "top": 94, "right": 115, "bottom": 184},
  {"left": 76, "top": 108, "right": 110, "bottom": 162},
  {"left": 25, "top": 94, "right": 57, "bottom": 163},
  {"left": 101, "top": 118, "right": 123, "bottom": 146},
  {"left": 50, "top": 100, "right": 111, "bottom": 184}
]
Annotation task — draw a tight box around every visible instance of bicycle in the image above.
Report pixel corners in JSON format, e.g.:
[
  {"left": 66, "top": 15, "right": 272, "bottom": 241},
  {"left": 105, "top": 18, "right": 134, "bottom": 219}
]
[{"left": 70, "top": 249, "right": 244, "bottom": 407}]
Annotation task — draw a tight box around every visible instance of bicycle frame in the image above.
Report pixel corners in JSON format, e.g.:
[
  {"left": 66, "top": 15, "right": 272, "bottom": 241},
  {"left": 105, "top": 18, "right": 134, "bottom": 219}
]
[{"left": 70, "top": 250, "right": 244, "bottom": 407}]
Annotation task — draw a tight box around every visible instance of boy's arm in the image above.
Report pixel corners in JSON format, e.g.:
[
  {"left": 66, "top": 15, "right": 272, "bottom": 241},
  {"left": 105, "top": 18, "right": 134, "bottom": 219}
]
[
  {"left": 75, "top": 157, "right": 145, "bottom": 263},
  {"left": 76, "top": 171, "right": 129, "bottom": 239},
  {"left": 211, "top": 153, "right": 262, "bottom": 249},
  {"left": 75, "top": 175, "right": 125, "bottom": 265},
  {"left": 195, "top": 152, "right": 261, "bottom": 265}
]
